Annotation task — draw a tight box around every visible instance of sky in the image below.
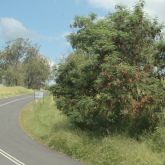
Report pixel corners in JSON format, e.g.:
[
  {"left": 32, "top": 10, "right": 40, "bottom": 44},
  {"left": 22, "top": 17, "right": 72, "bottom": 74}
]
[{"left": 0, "top": 0, "right": 165, "bottom": 64}]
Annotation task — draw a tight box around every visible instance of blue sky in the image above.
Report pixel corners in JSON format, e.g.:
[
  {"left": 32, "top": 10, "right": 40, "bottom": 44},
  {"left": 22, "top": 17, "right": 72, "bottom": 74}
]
[{"left": 0, "top": 0, "right": 164, "bottom": 64}]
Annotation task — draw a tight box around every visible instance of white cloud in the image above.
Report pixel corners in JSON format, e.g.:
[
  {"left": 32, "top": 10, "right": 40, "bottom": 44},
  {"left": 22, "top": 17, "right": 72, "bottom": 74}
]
[
  {"left": 86, "top": 0, "right": 165, "bottom": 23},
  {"left": 87, "top": 0, "right": 135, "bottom": 10},
  {"left": 145, "top": 0, "right": 165, "bottom": 23},
  {"left": 87, "top": 0, "right": 115, "bottom": 9},
  {"left": 0, "top": 17, "right": 38, "bottom": 41},
  {"left": 0, "top": 17, "right": 59, "bottom": 43}
]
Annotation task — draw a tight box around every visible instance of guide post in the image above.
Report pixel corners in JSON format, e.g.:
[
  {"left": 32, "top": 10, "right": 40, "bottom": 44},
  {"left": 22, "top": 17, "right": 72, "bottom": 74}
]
[{"left": 34, "top": 90, "right": 44, "bottom": 103}]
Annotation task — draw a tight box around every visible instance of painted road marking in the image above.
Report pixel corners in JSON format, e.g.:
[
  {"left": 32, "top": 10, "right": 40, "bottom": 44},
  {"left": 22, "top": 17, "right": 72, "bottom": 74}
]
[
  {"left": 0, "top": 96, "right": 30, "bottom": 164},
  {"left": 0, "top": 96, "right": 32, "bottom": 108},
  {"left": 0, "top": 148, "right": 26, "bottom": 165}
]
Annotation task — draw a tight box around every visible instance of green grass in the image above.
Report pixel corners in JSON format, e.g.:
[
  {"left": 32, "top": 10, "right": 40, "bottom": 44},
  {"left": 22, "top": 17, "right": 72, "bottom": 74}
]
[
  {"left": 0, "top": 86, "right": 33, "bottom": 99},
  {"left": 20, "top": 96, "right": 165, "bottom": 165}
]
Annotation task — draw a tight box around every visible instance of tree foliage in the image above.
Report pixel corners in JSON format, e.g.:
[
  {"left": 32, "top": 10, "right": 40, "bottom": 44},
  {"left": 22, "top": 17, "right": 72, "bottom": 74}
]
[
  {"left": 24, "top": 54, "right": 50, "bottom": 89},
  {"left": 51, "top": 1, "right": 165, "bottom": 136},
  {"left": 0, "top": 38, "right": 50, "bottom": 88}
]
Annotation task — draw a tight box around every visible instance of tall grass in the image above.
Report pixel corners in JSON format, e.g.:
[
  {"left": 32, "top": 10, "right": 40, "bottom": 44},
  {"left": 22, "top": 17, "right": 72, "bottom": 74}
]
[
  {"left": 0, "top": 86, "right": 33, "bottom": 99},
  {"left": 20, "top": 96, "right": 165, "bottom": 165}
]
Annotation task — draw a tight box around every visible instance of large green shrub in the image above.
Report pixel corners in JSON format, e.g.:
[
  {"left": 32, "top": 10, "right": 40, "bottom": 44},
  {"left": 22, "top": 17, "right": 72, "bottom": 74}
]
[{"left": 51, "top": 1, "right": 165, "bottom": 136}]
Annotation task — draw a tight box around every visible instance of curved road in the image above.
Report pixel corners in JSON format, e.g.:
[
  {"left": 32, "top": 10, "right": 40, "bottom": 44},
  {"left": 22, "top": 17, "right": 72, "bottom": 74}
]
[{"left": 0, "top": 94, "right": 84, "bottom": 165}]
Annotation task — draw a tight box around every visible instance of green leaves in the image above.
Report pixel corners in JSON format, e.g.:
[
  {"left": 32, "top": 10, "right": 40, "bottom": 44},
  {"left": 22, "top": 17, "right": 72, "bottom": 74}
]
[
  {"left": 0, "top": 38, "right": 50, "bottom": 88},
  {"left": 23, "top": 55, "right": 50, "bottom": 89},
  {"left": 51, "top": 1, "right": 165, "bottom": 136}
]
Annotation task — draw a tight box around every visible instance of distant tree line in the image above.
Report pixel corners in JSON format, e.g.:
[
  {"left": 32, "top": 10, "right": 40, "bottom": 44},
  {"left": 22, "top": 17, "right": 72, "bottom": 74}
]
[
  {"left": 50, "top": 1, "right": 165, "bottom": 137},
  {"left": 0, "top": 38, "right": 50, "bottom": 89}
]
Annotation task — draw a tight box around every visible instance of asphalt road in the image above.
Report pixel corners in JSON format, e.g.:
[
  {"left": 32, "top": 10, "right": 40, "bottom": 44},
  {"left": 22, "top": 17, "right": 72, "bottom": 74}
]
[{"left": 0, "top": 94, "right": 84, "bottom": 165}]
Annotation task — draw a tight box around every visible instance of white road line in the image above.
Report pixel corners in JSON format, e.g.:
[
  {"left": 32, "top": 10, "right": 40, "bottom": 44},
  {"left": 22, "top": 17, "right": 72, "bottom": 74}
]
[
  {"left": 0, "top": 96, "right": 32, "bottom": 108},
  {"left": 0, "top": 97, "right": 31, "bottom": 164},
  {"left": 0, "top": 148, "right": 26, "bottom": 165}
]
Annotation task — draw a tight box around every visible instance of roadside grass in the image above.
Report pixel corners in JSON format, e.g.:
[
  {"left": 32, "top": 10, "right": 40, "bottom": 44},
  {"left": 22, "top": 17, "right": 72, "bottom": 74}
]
[
  {"left": 0, "top": 86, "right": 33, "bottom": 99},
  {"left": 20, "top": 96, "right": 165, "bottom": 165}
]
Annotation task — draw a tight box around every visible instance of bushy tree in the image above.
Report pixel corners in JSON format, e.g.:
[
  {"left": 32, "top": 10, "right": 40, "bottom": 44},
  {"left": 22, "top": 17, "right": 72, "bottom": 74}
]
[{"left": 51, "top": 1, "right": 165, "bottom": 136}]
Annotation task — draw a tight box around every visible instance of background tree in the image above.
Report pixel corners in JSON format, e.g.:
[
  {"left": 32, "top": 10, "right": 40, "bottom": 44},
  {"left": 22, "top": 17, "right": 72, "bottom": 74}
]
[
  {"left": 0, "top": 38, "right": 50, "bottom": 88},
  {"left": 23, "top": 54, "right": 50, "bottom": 89},
  {"left": 0, "top": 38, "right": 29, "bottom": 86}
]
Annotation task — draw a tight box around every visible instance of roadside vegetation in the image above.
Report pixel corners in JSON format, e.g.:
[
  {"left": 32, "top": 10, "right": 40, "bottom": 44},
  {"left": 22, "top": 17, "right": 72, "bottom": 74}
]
[
  {"left": 20, "top": 96, "right": 165, "bottom": 165},
  {"left": 20, "top": 1, "right": 165, "bottom": 164},
  {"left": 0, "top": 86, "right": 33, "bottom": 99},
  {"left": 50, "top": 0, "right": 165, "bottom": 138}
]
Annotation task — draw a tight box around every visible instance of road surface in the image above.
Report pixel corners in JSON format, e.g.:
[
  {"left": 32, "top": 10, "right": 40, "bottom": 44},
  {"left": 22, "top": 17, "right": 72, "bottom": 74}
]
[{"left": 0, "top": 94, "right": 84, "bottom": 165}]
